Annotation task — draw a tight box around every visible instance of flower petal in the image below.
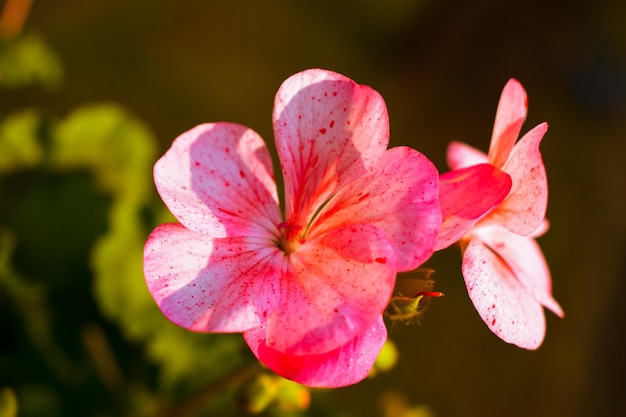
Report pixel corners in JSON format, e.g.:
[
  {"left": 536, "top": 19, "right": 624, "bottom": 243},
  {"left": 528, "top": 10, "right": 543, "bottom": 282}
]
[
  {"left": 144, "top": 223, "right": 282, "bottom": 333},
  {"left": 531, "top": 219, "right": 550, "bottom": 238},
  {"left": 474, "top": 225, "right": 564, "bottom": 318},
  {"left": 273, "top": 69, "right": 389, "bottom": 225},
  {"left": 308, "top": 146, "right": 441, "bottom": 271},
  {"left": 488, "top": 79, "right": 528, "bottom": 168},
  {"left": 154, "top": 123, "right": 281, "bottom": 237},
  {"left": 462, "top": 232, "right": 546, "bottom": 350},
  {"left": 266, "top": 224, "right": 395, "bottom": 356},
  {"left": 446, "top": 141, "right": 488, "bottom": 170},
  {"left": 244, "top": 316, "right": 387, "bottom": 388},
  {"left": 435, "top": 164, "right": 512, "bottom": 250},
  {"left": 488, "top": 123, "right": 548, "bottom": 236}
]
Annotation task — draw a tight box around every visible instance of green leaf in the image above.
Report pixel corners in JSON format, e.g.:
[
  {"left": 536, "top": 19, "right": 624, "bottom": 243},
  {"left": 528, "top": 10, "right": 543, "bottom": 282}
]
[
  {"left": 0, "top": 33, "right": 63, "bottom": 90},
  {"left": 51, "top": 104, "right": 156, "bottom": 201},
  {"left": 146, "top": 326, "right": 243, "bottom": 391},
  {"left": 0, "top": 110, "right": 43, "bottom": 173}
]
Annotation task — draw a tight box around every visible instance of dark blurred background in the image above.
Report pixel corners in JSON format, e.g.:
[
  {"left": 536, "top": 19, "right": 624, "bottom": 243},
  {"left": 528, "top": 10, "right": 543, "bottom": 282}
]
[{"left": 1, "top": 0, "right": 625, "bottom": 416}]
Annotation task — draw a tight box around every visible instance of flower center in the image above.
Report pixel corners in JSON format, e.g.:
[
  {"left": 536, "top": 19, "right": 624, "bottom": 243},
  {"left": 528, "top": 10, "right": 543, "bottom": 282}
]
[{"left": 277, "top": 220, "right": 304, "bottom": 254}]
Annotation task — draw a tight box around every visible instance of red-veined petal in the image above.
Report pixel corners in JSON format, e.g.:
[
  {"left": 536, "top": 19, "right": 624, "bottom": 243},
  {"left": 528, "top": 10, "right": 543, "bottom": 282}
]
[
  {"left": 474, "top": 225, "right": 564, "bottom": 317},
  {"left": 154, "top": 123, "right": 281, "bottom": 238},
  {"left": 144, "top": 223, "right": 281, "bottom": 333},
  {"left": 265, "top": 224, "right": 395, "bottom": 356},
  {"left": 273, "top": 69, "right": 389, "bottom": 224},
  {"left": 309, "top": 146, "right": 441, "bottom": 271},
  {"left": 244, "top": 316, "right": 387, "bottom": 388},
  {"left": 462, "top": 232, "right": 546, "bottom": 350}
]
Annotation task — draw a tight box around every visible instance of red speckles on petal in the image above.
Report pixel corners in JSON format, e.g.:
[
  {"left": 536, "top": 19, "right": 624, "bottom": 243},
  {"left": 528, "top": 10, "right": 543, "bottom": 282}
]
[
  {"left": 306, "top": 146, "right": 440, "bottom": 272},
  {"left": 462, "top": 233, "right": 550, "bottom": 349},
  {"left": 267, "top": 224, "right": 395, "bottom": 355},
  {"left": 151, "top": 69, "right": 409, "bottom": 387},
  {"left": 160, "top": 118, "right": 288, "bottom": 246}
]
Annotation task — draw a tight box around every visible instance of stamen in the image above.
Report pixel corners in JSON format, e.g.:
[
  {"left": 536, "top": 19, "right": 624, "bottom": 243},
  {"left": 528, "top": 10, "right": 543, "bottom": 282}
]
[
  {"left": 277, "top": 222, "right": 302, "bottom": 241},
  {"left": 277, "top": 220, "right": 304, "bottom": 254},
  {"left": 414, "top": 291, "right": 444, "bottom": 298}
]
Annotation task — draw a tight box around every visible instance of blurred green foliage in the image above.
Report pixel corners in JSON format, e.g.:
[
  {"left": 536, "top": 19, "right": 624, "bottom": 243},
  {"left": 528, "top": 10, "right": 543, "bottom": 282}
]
[
  {"left": 236, "top": 373, "right": 311, "bottom": 416},
  {"left": 0, "top": 33, "right": 62, "bottom": 89},
  {"left": 0, "top": 29, "right": 273, "bottom": 417},
  {"left": 0, "top": 110, "right": 42, "bottom": 171},
  {"left": 0, "top": 387, "right": 18, "bottom": 417}
]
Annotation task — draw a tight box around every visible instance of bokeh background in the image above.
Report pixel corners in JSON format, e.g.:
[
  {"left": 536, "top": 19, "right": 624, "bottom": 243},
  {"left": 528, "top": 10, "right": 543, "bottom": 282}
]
[{"left": 1, "top": 0, "right": 625, "bottom": 416}]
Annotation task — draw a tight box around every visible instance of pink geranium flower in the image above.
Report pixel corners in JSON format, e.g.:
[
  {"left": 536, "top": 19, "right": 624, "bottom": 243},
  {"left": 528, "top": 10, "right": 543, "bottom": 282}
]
[
  {"left": 437, "top": 79, "right": 564, "bottom": 349},
  {"left": 144, "top": 69, "right": 441, "bottom": 387}
]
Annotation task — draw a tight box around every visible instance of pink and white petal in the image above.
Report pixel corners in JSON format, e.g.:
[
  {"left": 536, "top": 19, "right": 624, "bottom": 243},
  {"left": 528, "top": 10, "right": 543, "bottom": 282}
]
[
  {"left": 154, "top": 123, "right": 281, "bottom": 238},
  {"left": 435, "top": 164, "right": 512, "bottom": 250},
  {"left": 265, "top": 224, "right": 395, "bottom": 356},
  {"left": 273, "top": 69, "right": 389, "bottom": 224},
  {"left": 488, "top": 123, "right": 548, "bottom": 236},
  {"left": 474, "top": 225, "right": 564, "bottom": 317},
  {"left": 144, "top": 223, "right": 282, "bottom": 333},
  {"left": 446, "top": 141, "right": 488, "bottom": 170},
  {"left": 244, "top": 316, "right": 387, "bottom": 388},
  {"left": 488, "top": 79, "right": 528, "bottom": 168},
  {"left": 461, "top": 234, "right": 546, "bottom": 349},
  {"left": 308, "top": 146, "right": 440, "bottom": 272},
  {"left": 531, "top": 219, "right": 550, "bottom": 238}
]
